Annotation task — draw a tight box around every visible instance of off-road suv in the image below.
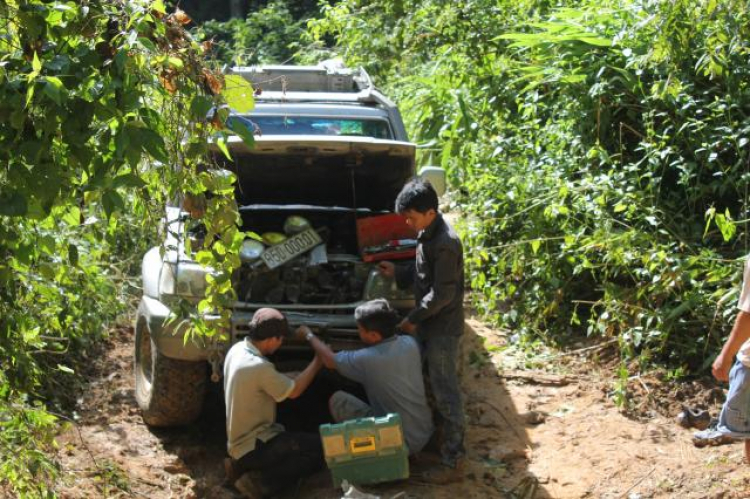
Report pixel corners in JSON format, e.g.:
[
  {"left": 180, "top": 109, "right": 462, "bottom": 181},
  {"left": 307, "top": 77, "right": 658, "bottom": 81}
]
[{"left": 134, "top": 62, "right": 446, "bottom": 426}]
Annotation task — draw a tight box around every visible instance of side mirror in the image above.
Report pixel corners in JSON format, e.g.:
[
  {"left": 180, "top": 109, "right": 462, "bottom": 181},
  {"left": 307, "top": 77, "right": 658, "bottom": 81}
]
[{"left": 418, "top": 166, "right": 446, "bottom": 196}]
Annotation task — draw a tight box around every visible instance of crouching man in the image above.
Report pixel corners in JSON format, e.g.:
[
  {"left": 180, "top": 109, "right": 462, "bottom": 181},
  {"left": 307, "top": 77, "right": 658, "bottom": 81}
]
[
  {"left": 298, "top": 298, "right": 434, "bottom": 455},
  {"left": 224, "top": 308, "right": 324, "bottom": 498}
]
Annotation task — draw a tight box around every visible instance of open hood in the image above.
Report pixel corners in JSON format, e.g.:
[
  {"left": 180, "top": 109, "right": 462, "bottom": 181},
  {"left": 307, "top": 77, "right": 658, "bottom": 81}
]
[{"left": 214, "top": 136, "right": 416, "bottom": 212}]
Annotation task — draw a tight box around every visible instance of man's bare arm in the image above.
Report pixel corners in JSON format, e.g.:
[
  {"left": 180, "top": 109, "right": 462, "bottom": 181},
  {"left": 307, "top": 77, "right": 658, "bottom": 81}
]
[
  {"left": 288, "top": 355, "right": 322, "bottom": 399},
  {"left": 713, "top": 310, "right": 750, "bottom": 382}
]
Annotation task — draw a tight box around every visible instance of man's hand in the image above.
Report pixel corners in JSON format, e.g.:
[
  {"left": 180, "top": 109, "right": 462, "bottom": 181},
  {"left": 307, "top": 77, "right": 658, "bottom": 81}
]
[
  {"left": 295, "top": 325, "right": 313, "bottom": 342},
  {"left": 712, "top": 353, "right": 732, "bottom": 382},
  {"left": 304, "top": 332, "right": 336, "bottom": 369},
  {"left": 377, "top": 261, "right": 395, "bottom": 278},
  {"left": 399, "top": 318, "right": 416, "bottom": 335}
]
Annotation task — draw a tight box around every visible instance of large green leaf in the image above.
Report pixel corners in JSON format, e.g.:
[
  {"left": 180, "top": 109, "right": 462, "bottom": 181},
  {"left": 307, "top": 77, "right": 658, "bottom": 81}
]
[
  {"left": 68, "top": 243, "right": 79, "bottom": 267},
  {"left": 223, "top": 75, "right": 255, "bottom": 113},
  {"left": 42, "top": 76, "right": 66, "bottom": 105},
  {"left": 112, "top": 173, "right": 146, "bottom": 189},
  {"left": 231, "top": 119, "right": 255, "bottom": 147},
  {"left": 215, "top": 136, "right": 232, "bottom": 161},
  {"left": 190, "top": 95, "right": 214, "bottom": 120},
  {"left": 140, "top": 129, "right": 170, "bottom": 163}
]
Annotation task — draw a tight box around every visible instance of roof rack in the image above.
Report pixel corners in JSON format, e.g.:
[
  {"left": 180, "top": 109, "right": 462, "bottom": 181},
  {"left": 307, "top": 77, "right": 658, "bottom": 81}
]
[
  {"left": 228, "top": 60, "right": 372, "bottom": 94},
  {"left": 224, "top": 61, "right": 409, "bottom": 141}
]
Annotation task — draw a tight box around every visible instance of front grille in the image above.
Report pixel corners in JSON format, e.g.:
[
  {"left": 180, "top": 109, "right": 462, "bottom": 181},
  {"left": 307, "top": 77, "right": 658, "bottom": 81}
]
[{"left": 230, "top": 307, "right": 360, "bottom": 348}]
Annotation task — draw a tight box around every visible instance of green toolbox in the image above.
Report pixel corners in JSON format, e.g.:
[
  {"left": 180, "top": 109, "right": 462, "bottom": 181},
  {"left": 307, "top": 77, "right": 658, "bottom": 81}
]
[{"left": 319, "top": 413, "right": 409, "bottom": 487}]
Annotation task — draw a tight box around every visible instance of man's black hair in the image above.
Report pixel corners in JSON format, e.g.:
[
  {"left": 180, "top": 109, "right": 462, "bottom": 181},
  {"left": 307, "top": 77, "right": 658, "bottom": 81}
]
[
  {"left": 354, "top": 299, "right": 399, "bottom": 339},
  {"left": 395, "top": 178, "right": 439, "bottom": 214},
  {"left": 248, "top": 308, "right": 290, "bottom": 341}
]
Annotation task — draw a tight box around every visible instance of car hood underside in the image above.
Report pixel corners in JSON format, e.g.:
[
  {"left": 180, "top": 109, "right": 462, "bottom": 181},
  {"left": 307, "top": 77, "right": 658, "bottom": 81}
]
[{"left": 217, "top": 136, "right": 416, "bottom": 212}]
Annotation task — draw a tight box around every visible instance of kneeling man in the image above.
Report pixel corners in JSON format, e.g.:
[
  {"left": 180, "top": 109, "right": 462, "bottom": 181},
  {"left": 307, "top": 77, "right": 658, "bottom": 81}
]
[
  {"left": 299, "top": 298, "right": 434, "bottom": 454},
  {"left": 224, "top": 308, "right": 324, "bottom": 498}
]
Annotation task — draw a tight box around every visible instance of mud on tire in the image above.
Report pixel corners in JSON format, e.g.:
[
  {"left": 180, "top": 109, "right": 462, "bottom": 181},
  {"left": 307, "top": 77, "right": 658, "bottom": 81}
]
[{"left": 134, "top": 314, "right": 207, "bottom": 427}]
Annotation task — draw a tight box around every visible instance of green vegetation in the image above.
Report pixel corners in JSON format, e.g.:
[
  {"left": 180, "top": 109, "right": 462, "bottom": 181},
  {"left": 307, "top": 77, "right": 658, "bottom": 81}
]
[
  {"left": 5, "top": 0, "right": 750, "bottom": 493},
  {"left": 0, "top": 1, "right": 247, "bottom": 494},
  {"left": 307, "top": 0, "right": 750, "bottom": 373},
  {"left": 197, "top": 1, "right": 308, "bottom": 65}
]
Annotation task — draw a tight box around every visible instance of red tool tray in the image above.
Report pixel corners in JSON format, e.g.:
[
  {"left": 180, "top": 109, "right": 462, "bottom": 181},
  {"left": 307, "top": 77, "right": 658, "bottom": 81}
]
[{"left": 356, "top": 214, "right": 417, "bottom": 262}]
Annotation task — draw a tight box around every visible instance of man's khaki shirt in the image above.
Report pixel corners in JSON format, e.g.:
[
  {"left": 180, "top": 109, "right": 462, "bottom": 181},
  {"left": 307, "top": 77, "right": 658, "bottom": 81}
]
[{"left": 224, "top": 338, "right": 295, "bottom": 459}]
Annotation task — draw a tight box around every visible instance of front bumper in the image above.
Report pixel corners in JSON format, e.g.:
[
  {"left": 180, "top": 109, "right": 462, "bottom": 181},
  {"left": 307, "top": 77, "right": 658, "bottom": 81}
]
[
  {"left": 138, "top": 296, "right": 225, "bottom": 361},
  {"left": 231, "top": 297, "right": 414, "bottom": 352},
  {"left": 139, "top": 295, "right": 415, "bottom": 359},
  {"left": 232, "top": 308, "right": 361, "bottom": 352}
]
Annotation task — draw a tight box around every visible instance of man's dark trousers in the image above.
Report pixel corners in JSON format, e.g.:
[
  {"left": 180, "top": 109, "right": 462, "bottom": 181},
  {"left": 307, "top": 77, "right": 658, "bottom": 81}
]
[
  {"left": 423, "top": 334, "right": 465, "bottom": 467},
  {"left": 234, "top": 432, "right": 323, "bottom": 496}
]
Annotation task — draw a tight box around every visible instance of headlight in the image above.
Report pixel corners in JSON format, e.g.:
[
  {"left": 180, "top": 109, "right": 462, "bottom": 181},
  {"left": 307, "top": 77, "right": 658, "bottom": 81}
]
[
  {"left": 159, "top": 261, "right": 209, "bottom": 300},
  {"left": 363, "top": 269, "right": 412, "bottom": 302},
  {"left": 240, "top": 239, "right": 265, "bottom": 263}
]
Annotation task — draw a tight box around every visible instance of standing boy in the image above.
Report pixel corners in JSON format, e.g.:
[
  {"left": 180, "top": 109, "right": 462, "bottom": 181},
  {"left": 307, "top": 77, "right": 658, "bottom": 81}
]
[
  {"left": 378, "top": 179, "right": 465, "bottom": 483},
  {"left": 299, "top": 298, "right": 434, "bottom": 455},
  {"left": 223, "top": 308, "right": 324, "bottom": 498},
  {"left": 695, "top": 258, "right": 750, "bottom": 458}
]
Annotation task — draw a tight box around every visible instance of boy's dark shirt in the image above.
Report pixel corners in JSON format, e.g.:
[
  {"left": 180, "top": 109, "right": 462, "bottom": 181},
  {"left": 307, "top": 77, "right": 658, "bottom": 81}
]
[{"left": 395, "top": 213, "right": 464, "bottom": 337}]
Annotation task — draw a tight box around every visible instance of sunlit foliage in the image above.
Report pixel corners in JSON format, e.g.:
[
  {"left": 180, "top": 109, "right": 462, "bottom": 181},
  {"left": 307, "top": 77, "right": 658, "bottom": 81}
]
[{"left": 309, "top": 0, "right": 750, "bottom": 373}]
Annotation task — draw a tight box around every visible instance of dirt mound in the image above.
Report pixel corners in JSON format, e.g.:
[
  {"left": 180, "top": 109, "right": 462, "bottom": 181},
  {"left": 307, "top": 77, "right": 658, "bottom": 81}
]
[{"left": 625, "top": 371, "right": 727, "bottom": 421}]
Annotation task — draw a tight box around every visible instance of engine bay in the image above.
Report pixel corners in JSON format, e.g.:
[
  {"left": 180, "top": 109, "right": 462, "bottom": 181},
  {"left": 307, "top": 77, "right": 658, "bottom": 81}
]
[
  {"left": 236, "top": 253, "right": 369, "bottom": 305},
  {"left": 234, "top": 208, "right": 372, "bottom": 305}
]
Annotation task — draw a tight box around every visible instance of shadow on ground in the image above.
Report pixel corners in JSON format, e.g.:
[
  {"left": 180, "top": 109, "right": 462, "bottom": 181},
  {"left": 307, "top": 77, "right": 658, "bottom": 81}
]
[
  {"left": 54, "top": 322, "right": 554, "bottom": 498},
  {"left": 154, "top": 320, "right": 555, "bottom": 498},
  {"left": 55, "top": 320, "right": 750, "bottom": 498},
  {"left": 454, "top": 320, "right": 553, "bottom": 499}
]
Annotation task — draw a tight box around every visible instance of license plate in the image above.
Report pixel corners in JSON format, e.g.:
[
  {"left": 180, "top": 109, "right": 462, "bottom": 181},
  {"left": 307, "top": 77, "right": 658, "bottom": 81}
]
[{"left": 261, "top": 228, "right": 322, "bottom": 269}]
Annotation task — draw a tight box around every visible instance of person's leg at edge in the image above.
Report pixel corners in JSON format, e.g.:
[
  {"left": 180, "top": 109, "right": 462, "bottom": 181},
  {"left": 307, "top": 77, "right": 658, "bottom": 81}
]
[
  {"left": 695, "top": 360, "right": 750, "bottom": 449},
  {"left": 229, "top": 440, "right": 268, "bottom": 498},
  {"left": 328, "top": 390, "right": 375, "bottom": 423}
]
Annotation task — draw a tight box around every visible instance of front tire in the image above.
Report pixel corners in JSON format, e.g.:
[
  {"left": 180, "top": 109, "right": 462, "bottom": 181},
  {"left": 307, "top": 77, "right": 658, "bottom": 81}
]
[{"left": 134, "top": 312, "right": 207, "bottom": 427}]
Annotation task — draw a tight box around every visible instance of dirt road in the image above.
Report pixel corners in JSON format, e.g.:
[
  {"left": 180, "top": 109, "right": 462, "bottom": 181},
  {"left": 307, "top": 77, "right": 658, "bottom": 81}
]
[{"left": 55, "top": 317, "right": 750, "bottom": 498}]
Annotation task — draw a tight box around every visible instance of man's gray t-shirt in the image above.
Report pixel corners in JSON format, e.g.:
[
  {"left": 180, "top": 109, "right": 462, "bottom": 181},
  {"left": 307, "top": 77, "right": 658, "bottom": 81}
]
[{"left": 334, "top": 335, "right": 434, "bottom": 453}]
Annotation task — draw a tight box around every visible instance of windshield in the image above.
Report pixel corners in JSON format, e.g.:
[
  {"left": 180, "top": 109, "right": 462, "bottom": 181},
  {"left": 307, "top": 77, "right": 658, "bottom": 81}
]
[{"left": 228, "top": 115, "right": 393, "bottom": 139}]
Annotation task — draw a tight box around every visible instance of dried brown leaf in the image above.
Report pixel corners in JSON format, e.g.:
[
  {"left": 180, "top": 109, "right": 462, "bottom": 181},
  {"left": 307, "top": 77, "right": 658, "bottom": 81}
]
[
  {"left": 202, "top": 69, "right": 223, "bottom": 95},
  {"left": 160, "top": 70, "right": 178, "bottom": 93},
  {"left": 173, "top": 8, "right": 192, "bottom": 26},
  {"left": 209, "top": 113, "right": 225, "bottom": 131}
]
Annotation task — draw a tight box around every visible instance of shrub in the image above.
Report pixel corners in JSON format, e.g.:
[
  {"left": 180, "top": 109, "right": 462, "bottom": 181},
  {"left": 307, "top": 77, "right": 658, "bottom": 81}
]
[{"left": 308, "top": 0, "right": 750, "bottom": 373}]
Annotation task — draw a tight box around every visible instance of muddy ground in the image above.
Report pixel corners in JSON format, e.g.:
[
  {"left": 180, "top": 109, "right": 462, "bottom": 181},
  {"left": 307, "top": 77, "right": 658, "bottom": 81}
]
[{"left": 54, "top": 316, "right": 750, "bottom": 499}]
